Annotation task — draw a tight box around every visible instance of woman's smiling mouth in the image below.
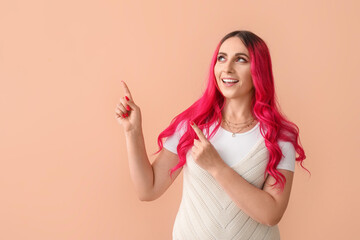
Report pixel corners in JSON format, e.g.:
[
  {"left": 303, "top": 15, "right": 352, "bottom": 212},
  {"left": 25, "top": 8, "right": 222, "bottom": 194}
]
[{"left": 222, "top": 78, "right": 239, "bottom": 87}]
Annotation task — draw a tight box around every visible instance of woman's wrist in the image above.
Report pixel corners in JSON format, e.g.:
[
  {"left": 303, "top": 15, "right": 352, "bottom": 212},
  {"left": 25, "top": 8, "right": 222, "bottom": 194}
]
[
  {"left": 124, "top": 126, "right": 143, "bottom": 137},
  {"left": 210, "top": 160, "right": 228, "bottom": 178}
]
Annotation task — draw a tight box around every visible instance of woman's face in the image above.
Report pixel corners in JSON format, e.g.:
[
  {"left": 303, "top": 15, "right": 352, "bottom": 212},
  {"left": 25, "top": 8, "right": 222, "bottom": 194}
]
[{"left": 214, "top": 37, "right": 254, "bottom": 99}]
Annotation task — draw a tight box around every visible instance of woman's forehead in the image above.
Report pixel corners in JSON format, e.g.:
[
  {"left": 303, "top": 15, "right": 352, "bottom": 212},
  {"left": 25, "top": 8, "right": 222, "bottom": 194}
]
[{"left": 219, "top": 37, "right": 249, "bottom": 55}]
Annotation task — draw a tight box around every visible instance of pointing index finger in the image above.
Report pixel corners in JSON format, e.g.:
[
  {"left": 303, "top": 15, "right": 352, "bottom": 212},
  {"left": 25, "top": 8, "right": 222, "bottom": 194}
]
[
  {"left": 190, "top": 121, "right": 207, "bottom": 142},
  {"left": 121, "top": 81, "right": 133, "bottom": 100}
]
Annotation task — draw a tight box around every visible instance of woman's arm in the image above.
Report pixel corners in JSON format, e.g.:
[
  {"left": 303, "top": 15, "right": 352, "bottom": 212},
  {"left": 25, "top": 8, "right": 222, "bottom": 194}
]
[
  {"left": 189, "top": 121, "right": 294, "bottom": 226},
  {"left": 124, "top": 128, "right": 155, "bottom": 200},
  {"left": 211, "top": 166, "right": 294, "bottom": 226},
  {"left": 116, "top": 81, "right": 182, "bottom": 201},
  {"left": 125, "top": 128, "right": 183, "bottom": 201}
]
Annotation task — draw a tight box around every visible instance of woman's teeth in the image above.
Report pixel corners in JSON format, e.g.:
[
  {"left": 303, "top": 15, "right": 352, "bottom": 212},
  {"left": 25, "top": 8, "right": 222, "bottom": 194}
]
[
  {"left": 222, "top": 78, "right": 239, "bottom": 86},
  {"left": 222, "top": 78, "right": 239, "bottom": 83}
]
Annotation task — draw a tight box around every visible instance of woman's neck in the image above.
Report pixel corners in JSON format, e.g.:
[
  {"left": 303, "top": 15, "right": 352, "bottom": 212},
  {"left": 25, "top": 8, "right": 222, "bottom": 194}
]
[{"left": 222, "top": 100, "right": 254, "bottom": 123}]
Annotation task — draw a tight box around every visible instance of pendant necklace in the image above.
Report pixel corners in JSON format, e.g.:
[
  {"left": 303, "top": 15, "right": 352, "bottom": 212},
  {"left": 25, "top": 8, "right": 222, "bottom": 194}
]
[{"left": 222, "top": 117, "right": 256, "bottom": 137}]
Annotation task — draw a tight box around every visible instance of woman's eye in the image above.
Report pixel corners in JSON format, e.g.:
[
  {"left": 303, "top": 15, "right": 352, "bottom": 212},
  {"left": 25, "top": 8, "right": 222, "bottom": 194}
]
[{"left": 217, "top": 56, "right": 246, "bottom": 62}]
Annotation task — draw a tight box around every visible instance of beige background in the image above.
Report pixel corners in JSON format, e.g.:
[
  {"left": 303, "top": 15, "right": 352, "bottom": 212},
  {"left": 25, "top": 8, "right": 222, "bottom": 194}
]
[{"left": 1, "top": 0, "right": 359, "bottom": 239}]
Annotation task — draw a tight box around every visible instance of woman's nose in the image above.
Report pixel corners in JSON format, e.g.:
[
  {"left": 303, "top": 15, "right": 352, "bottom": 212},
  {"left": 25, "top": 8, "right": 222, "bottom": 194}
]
[{"left": 224, "top": 62, "right": 234, "bottom": 73}]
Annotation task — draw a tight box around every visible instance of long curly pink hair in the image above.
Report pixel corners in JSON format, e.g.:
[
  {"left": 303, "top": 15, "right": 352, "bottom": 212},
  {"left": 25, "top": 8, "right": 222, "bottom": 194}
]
[{"left": 154, "top": 30, "right": 309, "bottom": 192}]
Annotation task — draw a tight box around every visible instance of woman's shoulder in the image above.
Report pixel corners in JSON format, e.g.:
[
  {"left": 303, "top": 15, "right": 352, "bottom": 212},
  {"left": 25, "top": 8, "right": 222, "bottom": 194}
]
[{"left": 277, "top": 140, "right": 296, "bottom": 156}]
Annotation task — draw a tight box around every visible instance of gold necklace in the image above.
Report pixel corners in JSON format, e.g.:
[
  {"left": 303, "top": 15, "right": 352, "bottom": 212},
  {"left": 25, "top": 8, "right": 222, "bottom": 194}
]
[
  {"left": 223, "top": 117, "right": 254, "bottom": 126},
  {"left": 222, "top": 117, "right": 256, "bottom": 137}
]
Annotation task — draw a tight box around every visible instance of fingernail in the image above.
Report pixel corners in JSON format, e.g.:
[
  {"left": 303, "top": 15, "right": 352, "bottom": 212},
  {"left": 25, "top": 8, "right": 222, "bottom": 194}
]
[
  {"left": 126, "top": 105, "right": 131, "bottom": 111},
  {"left": 190, "top": 121, "right": 194, "bottom": 126},
  {"left": 122, "top": 114, "right": 126, "bottom": 118},
  {"left": 125, "top": 113, "right": 128, "bottom": 117},
  {"left": 125, "top": 96, "right": 129, "bottom": 101}
]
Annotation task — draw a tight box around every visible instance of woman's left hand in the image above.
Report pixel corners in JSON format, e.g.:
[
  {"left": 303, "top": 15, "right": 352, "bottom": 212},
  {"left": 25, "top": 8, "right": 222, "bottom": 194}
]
[{"left": 190, "top": 121, "right": 227, "bottom": 176}]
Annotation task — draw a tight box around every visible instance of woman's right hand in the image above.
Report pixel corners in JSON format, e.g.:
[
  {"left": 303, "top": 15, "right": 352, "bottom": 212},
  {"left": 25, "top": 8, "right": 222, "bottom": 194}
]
[{"left": 115, "top": 81, "right": 142, "bottom": 133}]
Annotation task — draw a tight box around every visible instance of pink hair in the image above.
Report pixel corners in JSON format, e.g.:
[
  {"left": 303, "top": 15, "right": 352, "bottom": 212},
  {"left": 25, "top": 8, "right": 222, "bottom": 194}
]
[{"left": 153, "top": 30, "right": 309, "bottom": 192}]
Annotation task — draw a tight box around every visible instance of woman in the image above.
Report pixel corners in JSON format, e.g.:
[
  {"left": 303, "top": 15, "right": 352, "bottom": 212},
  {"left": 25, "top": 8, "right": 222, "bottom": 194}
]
[{"left": 115, "top": 30, "right": 308, "bottom": 239}]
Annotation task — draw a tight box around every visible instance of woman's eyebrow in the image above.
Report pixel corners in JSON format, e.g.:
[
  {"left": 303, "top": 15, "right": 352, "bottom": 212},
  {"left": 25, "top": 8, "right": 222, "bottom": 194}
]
[{"left": 218, "top": 52, "right": 249, "bottom": 58}]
